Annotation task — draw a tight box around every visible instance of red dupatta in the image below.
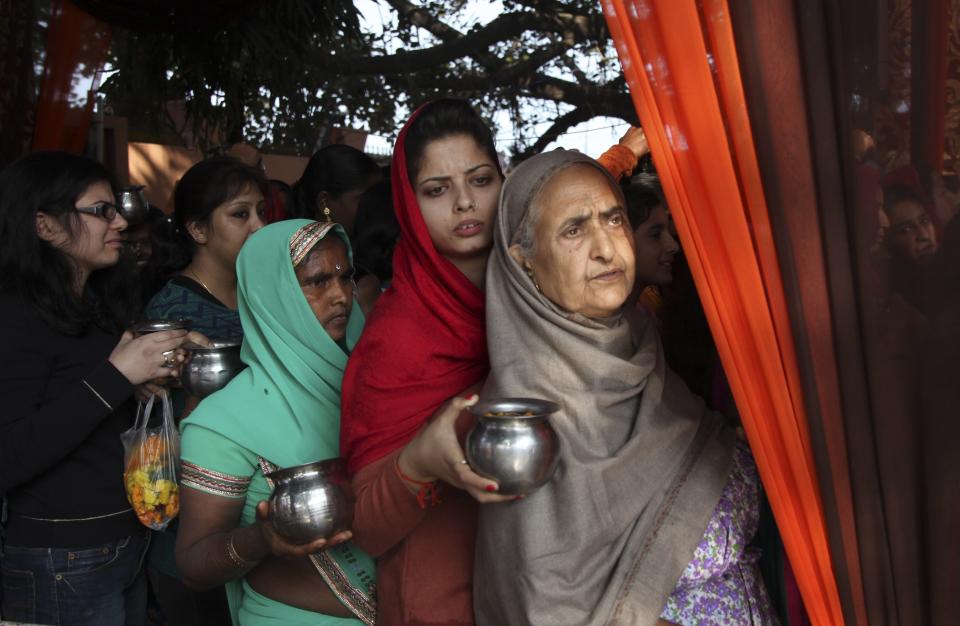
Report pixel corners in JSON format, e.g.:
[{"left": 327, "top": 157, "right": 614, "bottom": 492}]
[{"left": 340, "top": 106, "right": 490, "bottom": 475}]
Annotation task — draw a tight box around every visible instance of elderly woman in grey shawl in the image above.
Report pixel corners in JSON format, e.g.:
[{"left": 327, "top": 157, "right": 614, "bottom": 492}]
[{"left": 473, "top": 150, "right": 777, "bottom": 626}]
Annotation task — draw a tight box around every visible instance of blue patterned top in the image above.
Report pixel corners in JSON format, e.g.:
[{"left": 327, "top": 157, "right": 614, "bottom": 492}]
[
  {"left": 145, "top": 277, "right": 242, "bottom": 341},
  {"left": 144, "top": 276, "right": 243, "bottom": 580}
]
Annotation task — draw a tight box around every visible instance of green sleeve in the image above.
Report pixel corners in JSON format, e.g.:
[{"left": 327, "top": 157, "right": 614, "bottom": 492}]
[{"left": 180, "top": 423, "right": 258, "bottom": 499}]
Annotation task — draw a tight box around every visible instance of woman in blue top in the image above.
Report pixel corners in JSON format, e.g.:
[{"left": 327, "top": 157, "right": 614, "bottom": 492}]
[
  {"left": 143, "top": 156, "right": 267, "bottom": 626},
  {"left": 145, "top": 156, "right": 267, "bottom": 340}
]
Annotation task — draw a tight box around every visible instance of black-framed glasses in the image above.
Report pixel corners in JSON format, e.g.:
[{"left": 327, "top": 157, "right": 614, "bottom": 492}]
[{"left": 75, "top": 202, "right": 119, "bottom": 221}]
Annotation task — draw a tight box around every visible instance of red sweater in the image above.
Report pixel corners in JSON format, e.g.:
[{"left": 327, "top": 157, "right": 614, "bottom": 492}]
[{"left": 352, "top": 449, "right": 478, "bottom": 626}]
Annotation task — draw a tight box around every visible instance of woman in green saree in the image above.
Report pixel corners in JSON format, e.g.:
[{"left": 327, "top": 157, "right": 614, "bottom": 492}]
[{"left": 174, "top": 219, "right": 376, "bottom": 626}]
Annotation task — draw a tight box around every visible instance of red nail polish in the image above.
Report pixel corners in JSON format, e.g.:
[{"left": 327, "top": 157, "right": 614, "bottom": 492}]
[{"left": 485, "top": 484, "right": 497, "bottom": 492}]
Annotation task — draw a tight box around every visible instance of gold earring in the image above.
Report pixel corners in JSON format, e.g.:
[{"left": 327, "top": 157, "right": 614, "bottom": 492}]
[
  {"left": 526, "top": 269, "right": 541, "bottom": 293},
  {"left": 322, "top": 203, "right": 332, "bottom": 222}
]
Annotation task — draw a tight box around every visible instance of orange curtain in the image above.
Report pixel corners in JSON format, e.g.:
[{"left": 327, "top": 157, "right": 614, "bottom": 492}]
[
  {"left": 32, "top": 0, "right": 111, "bottom": 153},
  {"left": 602, "top": 2, "right": 845, "bottom": 624}
]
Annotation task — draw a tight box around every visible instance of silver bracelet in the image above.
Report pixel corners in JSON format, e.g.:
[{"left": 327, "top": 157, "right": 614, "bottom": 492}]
[{"left": 226, "top": 533, "right": 255, "bottom": 568}]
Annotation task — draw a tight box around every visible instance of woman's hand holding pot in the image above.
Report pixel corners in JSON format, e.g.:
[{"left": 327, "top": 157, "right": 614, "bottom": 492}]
[
  {"left": 253, "top": 500, "right": 351, "bottom": 558},
  {"left": 399, "top": 394, "right": 516, "bottom": 504},
  {"left": 110, "top": 329, "right": 188, "bottom": 385}
]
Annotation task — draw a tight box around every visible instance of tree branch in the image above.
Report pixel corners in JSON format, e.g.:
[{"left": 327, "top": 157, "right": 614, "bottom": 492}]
[
  {"left": 356, "top": 3, "right": 629, "bottom": 117},
  {"left": 311, "top": 12, "right": 541, "bottom": 75},
  {"left": 385, "top": 0, "right": 462, "bottom": 42},
  {"left": 385, "top": 0, "right": 607, "bottom": 42},
  {"left": 489, "top": 42, "right": 570, "bottom": 86},
  {"left": 515, "top": 106, "right": 594, "bottom": 158},
  {"left": 316, "top": 3, "right": 606, "bottom": 78},
  {"left": 399, "top": 70, "right": 634, "bottom": 122},
  {"left": 560, "top": 53, "right": 589, "bottom": 84},
  {"left": 382, "top": 0, "right": 625, "bottom": 117}
]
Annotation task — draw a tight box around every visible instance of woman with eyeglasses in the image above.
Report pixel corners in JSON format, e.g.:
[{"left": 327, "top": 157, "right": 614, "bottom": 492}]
[{"left": 0, "top": 151, "right": 196, "bottom": 625}]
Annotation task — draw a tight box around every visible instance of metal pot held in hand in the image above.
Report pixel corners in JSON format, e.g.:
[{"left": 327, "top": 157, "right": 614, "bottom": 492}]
[
  {"left": 466, "top": 398, "right": 561, "bottom": 496},
  {"left": 181, "top": 339, "right": 245, "bottom": 398},
  {"left": 132, "top": 319, "right": 190, "bottom": 335},
  {"left": 132, "top": 319, "right": 191, "bottom": 386},
  {"left": 266, "top": 459, "right": 353, "bottom": 544}
]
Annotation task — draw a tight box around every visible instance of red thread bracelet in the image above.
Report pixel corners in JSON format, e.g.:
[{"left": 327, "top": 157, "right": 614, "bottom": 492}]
[{"left": 394, "top": 456, "right": 442, "bottom": 509}]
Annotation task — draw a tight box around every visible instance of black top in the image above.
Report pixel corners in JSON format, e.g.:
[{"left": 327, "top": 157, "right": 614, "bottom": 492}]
[{"left": 0, "top": 292, "right": 141, "bottom": 547}]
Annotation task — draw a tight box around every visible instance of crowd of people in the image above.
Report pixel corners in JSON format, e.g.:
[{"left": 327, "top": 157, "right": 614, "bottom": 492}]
[
  {"left": 6, "top": 96, "right": 917, "bottom": 626},
  {"left": 852, "top": 135, "right": 960, "bottom": 622}
]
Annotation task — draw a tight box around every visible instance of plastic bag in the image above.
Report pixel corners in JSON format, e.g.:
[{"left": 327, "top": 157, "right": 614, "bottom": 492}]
[{"left": 122, "top": 390, "right": 180, "bottom": 530}]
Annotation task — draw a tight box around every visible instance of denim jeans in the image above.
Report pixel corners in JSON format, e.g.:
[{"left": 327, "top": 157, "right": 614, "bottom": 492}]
[{"left": 0, "top": 530, "right": 149, "bottom": 626}]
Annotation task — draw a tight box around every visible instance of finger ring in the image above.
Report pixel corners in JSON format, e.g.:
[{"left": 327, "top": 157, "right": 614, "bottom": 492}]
[
  {"left": 162, "top": 350, "right": 176, "bottom": 368},
  {"left": 457, "top": 459, "right": 469, "bottom": 465}
]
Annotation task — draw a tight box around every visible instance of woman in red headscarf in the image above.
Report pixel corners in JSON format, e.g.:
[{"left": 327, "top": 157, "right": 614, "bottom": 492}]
[{"left": 339, "top": 99, "right": 647, "bottom": 626}]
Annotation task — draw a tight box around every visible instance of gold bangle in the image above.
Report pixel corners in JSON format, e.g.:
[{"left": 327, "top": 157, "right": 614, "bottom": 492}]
[{"left": 226, "top": 533, "right": 254, "bottom": 568}]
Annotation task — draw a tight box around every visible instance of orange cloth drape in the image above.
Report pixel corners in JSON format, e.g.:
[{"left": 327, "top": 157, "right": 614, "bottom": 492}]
[
  {"left": 602, "top": 2, "right": 845, "bottom": 625},
  {"left": 32, "top": 0, "right": 111, "bottom": 153}
]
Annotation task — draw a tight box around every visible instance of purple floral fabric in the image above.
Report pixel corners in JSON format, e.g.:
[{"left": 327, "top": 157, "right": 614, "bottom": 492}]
[{"left": 660, "top": 440, "right": 779, "bottom": 625}]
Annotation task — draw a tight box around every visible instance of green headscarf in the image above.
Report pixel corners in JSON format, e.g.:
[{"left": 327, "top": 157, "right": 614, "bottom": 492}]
[
  {"left": 185, "top": 219, "right": 363, "bottom": 466},
  {"left": 183, "top": 219, "right": 375, "bottom": 626}
]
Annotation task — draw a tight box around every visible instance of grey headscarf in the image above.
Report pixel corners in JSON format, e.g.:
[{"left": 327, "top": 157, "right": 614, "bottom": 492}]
[{"left": 474, "top": 150, "right": 735, "bottom": 625}]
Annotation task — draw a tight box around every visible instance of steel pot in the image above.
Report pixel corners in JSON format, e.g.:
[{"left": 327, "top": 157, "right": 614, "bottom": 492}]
[
  {"left": 117, "top": 185, "right": 149, "bottom": 225},
  {"left": 466, "top": 398, "right": 561, "bottom": 496},
  {"left": 132, "top": 319, "right": 190, "bottom": 335},
  {"left": 266, "top": 458, "right": 353, "bottom": 544},
  {"left": 181, "top": 338, "right": 245, "bottom": 398},
  {"left": 131, "top": 319, "right": 190, "bottom": 385}
]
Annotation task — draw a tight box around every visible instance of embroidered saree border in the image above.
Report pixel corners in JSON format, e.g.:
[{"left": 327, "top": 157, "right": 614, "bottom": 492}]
[
  {"left": 289, "top": 221, "right": 336, "bottom": 266},
  {"left": 181, "top": 460, "right": 250, "bottom": 499}
]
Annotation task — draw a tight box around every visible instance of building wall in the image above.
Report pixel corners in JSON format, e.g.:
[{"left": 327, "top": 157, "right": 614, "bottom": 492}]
[{"left": 128, "top": 142, "right": 308, "bottom": 210}]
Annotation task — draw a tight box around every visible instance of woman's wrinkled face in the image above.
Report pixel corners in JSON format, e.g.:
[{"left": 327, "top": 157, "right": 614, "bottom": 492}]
[
  {"left": 39, "top": 180, "right": 129, "bottom": 276},
  {"left": 190, "top": 184, "right": 266, "bottom": 270},
  {"left": 513, "top": 165, "right": 636, "bottom": 318},
  {"left": 295, "top": 237, "right": 354, "bottom": 342},
  {"left": 885, "top": 199, "right": 937, "bottom": 263},
  {"left": 414, "top": 134, "right": 502, "bottom": 261},
  {"left": 634, "top": 204, "right": 680, "bottom": 288}
]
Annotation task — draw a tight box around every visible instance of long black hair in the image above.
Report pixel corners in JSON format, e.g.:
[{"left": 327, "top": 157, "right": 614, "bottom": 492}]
[
  {"left": 622, "top": 172, "right": 666, "bottom": 229},
  {"left": 404, "top": 98, "right": 503, "bottom": 184},
  {"left": 289, "top": 144, "right": 380, "bottom": 220},
  {"left": 353, "top": 180, "right": 400, "bottom": 283},
  {"left": 0, "top": 151, "right": 140, "bottom": 335},
  {"left": 149, "top": 156, "right": 268, "bottom": 280}
]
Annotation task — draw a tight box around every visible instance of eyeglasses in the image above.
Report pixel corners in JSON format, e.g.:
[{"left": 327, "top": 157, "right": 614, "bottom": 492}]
[{"left": 75, "top": 202, "right": 119, "bottom": 221}]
